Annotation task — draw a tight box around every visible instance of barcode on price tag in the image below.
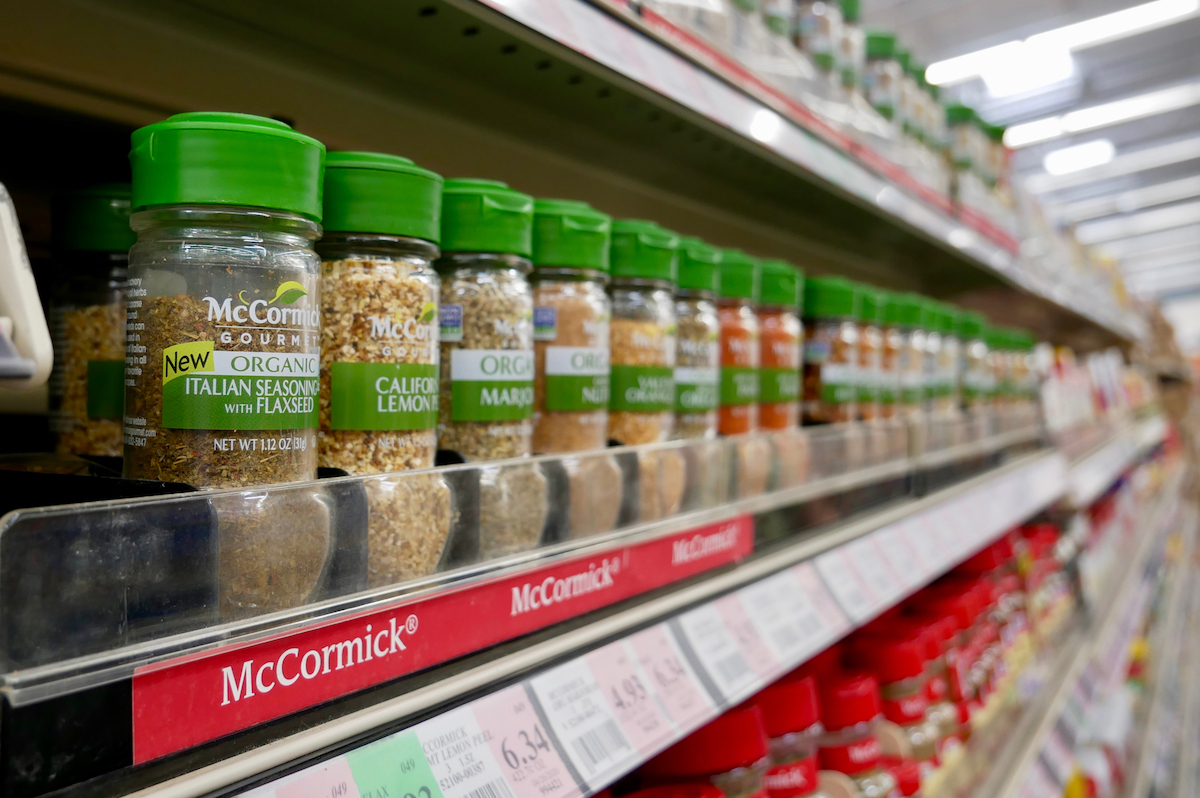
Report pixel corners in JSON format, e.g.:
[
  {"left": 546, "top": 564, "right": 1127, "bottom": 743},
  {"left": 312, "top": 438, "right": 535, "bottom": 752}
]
[
  {"left": 813, "top": 549, "right": 876, "bottom": 622},
  {"left": 585, "top": 642, "right": 675, "bottom": 755},
  {"left": 791, "top": 561, "right": 851, "bottom": 640},
  {"left": 670, "top": 606, "right": 759, "bottom": 704},
  {"left": 628, "top": 625, "right": 715, "bottom": 729},
  {"left": 528, "top": 660, "right": 637, "bottom": 787}
]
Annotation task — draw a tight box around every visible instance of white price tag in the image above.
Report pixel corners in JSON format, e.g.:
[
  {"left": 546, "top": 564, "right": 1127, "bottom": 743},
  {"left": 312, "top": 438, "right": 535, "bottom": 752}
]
[
  {"left": 873, "top": 526, "right": 922, "bottom": 591},
  {"left": 558, "top": 0, "right": 648, "bottom": 83},
  {"left": 843, "top": 537, "right": 901, "bottom": 610},
  {"left": 737, "top": 571, "right": 826, "bottom": 664},
  {"left": 672, "top": 605, "right": 760, "bottom": 704},
  {"left": 814, "top": 548, "right": 877, "bottom": 622},
  {"left": 713, "top": 593, "right": 783, "bottom": 680},
  {"left": 529, "top": 661, "right": 637, "bottom": 788},
  {"left": 584, "top": 642, "right": 676, "bottom": 756},
  {"left": 628, "top": 625, "right": 716, "bottom": 730},
  {"left": 631, "top": 36, "right": 716, "bottom": 117},
  {"left": 791, "top": 562, "right": 852, "bottom": 641}
]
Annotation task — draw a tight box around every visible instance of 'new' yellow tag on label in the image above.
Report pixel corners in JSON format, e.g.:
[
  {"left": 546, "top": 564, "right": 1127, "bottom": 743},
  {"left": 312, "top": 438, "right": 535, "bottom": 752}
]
[{"left": 162, "top": 340, "right": 215, "bottom": 385}]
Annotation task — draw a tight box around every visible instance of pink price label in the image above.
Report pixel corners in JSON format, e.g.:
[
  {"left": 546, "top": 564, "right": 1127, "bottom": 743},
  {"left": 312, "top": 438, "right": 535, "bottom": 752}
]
[
  {"left": 628, "top": 625, "right": 713, "bottom": 729},
  {"left": 714, "top": 594, "right": 781, "bottom": 679},
  {"left": 586, "top": 643, "right": 674, "bottom": 755},
  {"left": 791, "top": 562, "right": 850, "bottom": 637},
  {"left": 276, "top": 758, "right": 361, "bottom": 798},
  {"left": 471, "top": 685, "right": 581, "bottom": 798}
]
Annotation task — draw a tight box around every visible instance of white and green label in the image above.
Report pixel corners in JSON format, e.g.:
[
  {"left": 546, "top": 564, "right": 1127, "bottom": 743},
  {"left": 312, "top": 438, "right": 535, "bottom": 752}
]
[
  {"left": 329, "top": 362, "right": 438, "bottom": 430},
  {"left": 610, "top": 365, "right": 673, "bottom": 412},
  {"left": 160, "top": 341, "right": 318, "bottom": 429},
  {"left": 674, "top": 366, "right": 719, "bottom": 413},
  {"left": 816, "top": 362, "right": 856, "bottom": 405},
  {"left": 856, "top": 368, "right": 879, "bottom": 402},
  {"left": 450, "top": 349, "right": 534, "bottom": 421},
  {"left": 879, "top": 369, "right": 898, "bottom": 404},
  {"left": 720, "top": 366, "right": 759, "bottom": 406},
  {"left": 544, "top": 346, "right": 610, "bottom": 411},
  {"left": 760, "top": 367, "right": 800, "bottom": 404},
  {"left": 900, "top": 370, "right": 925, "bottom": 404}
]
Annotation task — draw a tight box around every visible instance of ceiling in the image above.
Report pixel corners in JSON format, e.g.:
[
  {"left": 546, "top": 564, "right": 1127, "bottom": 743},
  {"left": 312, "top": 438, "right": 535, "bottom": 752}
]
[{"left": 861, "top": 0, "right": 1200, "bottom": 304}]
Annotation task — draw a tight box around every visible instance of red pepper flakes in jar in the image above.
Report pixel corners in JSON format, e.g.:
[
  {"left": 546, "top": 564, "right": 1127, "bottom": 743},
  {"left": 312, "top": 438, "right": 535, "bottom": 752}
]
[
  {"left": 753, "top": 675, "right": 823, "bottom": 798},
  {"left": 816, "top": 673, "right": 896, "bottom": 798},
  {"left": 757, "top": 260, "right": 803, "bottom": 431},
  {"left": 717, "top": 250, "right": 761, "bottom": 435},
  {"left": 642, "top": 705, "right": 771, "bottom": 798}
]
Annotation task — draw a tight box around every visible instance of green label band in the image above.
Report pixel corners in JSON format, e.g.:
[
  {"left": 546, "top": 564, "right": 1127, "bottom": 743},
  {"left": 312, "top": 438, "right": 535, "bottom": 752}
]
[
  {"left": 87, "top": 359, "right": 124, "bottom": 419},
  {"left": 449, "top": 348, "right": 534, "bottom": 421},
  {"left": 720, "top": 366, "right": 759, "bottom": 406},
  {"left": 759, "top": 367, "right": 800, "bottom": 404},
  {"left": 329, "top": 362, "right": 438, "bottom": 431},
  {"left": 674, "top": 366, "right": 718, "bottom": 413},
  {"left": 820, "top": 381, "right": 856, "bottom": 405},
  {"left": 546, "top": 374, "right": 610, "bottom": 411},
  {"left": 610, "top": 365, "right": 673, "bottom": 412}
]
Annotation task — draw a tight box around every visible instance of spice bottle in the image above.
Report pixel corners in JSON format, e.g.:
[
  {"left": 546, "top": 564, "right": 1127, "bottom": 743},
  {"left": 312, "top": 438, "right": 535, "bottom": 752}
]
[
  {"left": 817, "top": 674, "right": 897, "bottom": 798},
  {"left": 879, "top": 292, "right": 902, "bottom": 421},
  {"left": 855, "top": 286, "right": 884, "bottom": 423},
  {"left": 674, "top": 238, "right": 722, "bottom": 440},
  {"left": 758, "top": 260, "right": 803, "bottom": 431},
  {"left": 530, "top": 199, "right": 612, "bottom": 454},
  {"left": 921, "top": 299, "right": 942, "bottom": 417},
  {"left": 894, "top": 294, "right": 929, "bottom": 422},
  {"left": 863, "top": 32, "right": 901, "bottom": 122},
  {"left": 755, "top": 675, "right": 824, "bottom": 798},
  {"left": 796, "top": 0, "right": 843, "bottom": 73},
  {"left": 802, "top": 277, "right": 859, "bottom": 425},
  {"left": 836, "top": 0, "right": 866, "bottom": 94},
  {"left": 946, "top": 105, "right": 975, "bottom": 173},
  {"left": 988, "top": 328, "right": 1012, "bottom": 410},
  {"left": 124, "top": 112, "right": 325, "bottom": 488},
  {"left": 642, "top": 704, "right": 771, "bottom": 798},
  {"left": 317, "top": 152, "right": 443, "bottom": 474},
  {"left": 608, "top": 220, "right": 679, "bottom": 445},
  {"left": 436, "top": 179, "right": 535, "bottom": 461},
  {"left": 957, "top": 312, "right": 988, "bottom": 413},
  {"left": 935, "top": 306, "right": 961, "bottom": 418},
  {"left": 48, "top": 184, "right": 134, "bottom": 457},
  {"left": 718, "top": 250, "right": 761, "bottom": 435}
]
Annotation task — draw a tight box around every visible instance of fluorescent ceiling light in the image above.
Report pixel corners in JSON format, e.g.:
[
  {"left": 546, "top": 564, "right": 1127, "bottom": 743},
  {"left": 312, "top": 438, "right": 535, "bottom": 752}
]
[
  {"left": 982, "top": 44, "right": 1075, "bottom": 98},
  {"left": 926, "top": 0, "right": 1200, "bottom": 87},
  {"left": 1005, "top": 81, "right": 1200, "bottom": 147},
  {"left": 1025, "top": 134, "right": 1200, "bottom": 194},
  {"left": 749, "top": 109, "right": 782, "bottom": 143},
  {"left": 1077, "top": 200, "right": 1200, "bottom": 243},
  {"left": 1060, "top": 175, "right": 1200, "bottom": 223},
  {"left": 1043, "top": 139, "right": 1115, "bottom": 175},
  {"left": 1095, "top": 224, "right": 1200, "bottom": 258}
]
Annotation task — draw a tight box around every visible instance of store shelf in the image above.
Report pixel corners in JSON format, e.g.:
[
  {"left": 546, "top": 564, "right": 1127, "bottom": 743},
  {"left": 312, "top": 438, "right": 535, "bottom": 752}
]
[
  {"left": 1065, "top": 414, "right": 1168, "bottom": 509},
  {"left": 0, "top": 0, "right": 1135, "bottom": 350},
  {"left": 970, "top": 469, "right": 1186, "bottom": 798}
]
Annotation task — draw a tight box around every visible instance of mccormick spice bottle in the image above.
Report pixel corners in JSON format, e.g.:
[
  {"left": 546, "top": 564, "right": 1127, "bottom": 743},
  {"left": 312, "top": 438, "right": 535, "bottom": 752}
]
[
  {"left": 855, "top": 286, "right": 884, "bottom": 423},
  {"left": 894, "top": 294, "right": 929, "bottom": 422},
  {"left": 932, "top": 304, "right": 960, "bottom": 418},
  {"left": 642, "top": 704, "right": 772, "bottom": 798},
  {"left": 957, "top": 311, "right": 989, "bottom": 413},
  {"left": 608, "top": 220, "right": 679, "bottom": 445},
  {"left": 317, "top": 152, "right": 443, "bottom": 474},
  {"left": 921, "top": 299, "right": 942, "bottom": 417},
  {"left": 754, "top": 674, "right": 824, "bottom": 798},
  {"left": 436, "top": 179, "right": 536, "bottom": 461},
  {"left": 124, "top": 112, "right": 325, "bottom": 488},
  {"left": 863, "top": 32, "right": 901, "bottom": 122},
  {"left": 674, "top": 238, "right": 721, "bottom": 439},
  {"left": 48, "top": 184, "right": 134, "bottom": 457},
  {"left": 879, "top": 292, "right": 902, "bottom": 421},
  {"left": 817, "top": 674, "right": 897, "bottom": 798},
  {"left": 802, "top": 277, "right": 859, "bottom": 425},
  {"left": 718, "top": 250, "right": 761, "bottom": 435},
  {"left": 758, "top": 260, "right": 803, "bottom": 431},
  {"left": 530, "top": 199, "right": 612, "bottom": 454}
]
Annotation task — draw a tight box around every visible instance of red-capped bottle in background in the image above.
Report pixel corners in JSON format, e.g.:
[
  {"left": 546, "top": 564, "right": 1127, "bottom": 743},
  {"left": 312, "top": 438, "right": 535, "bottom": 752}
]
[
  {"left": 641, "top": 705, "right": 771, "bottom": 798},
  {"left": 754, "top": 674, "right": 824, "bottom": 798},
  {"left": 816, "top": 673, "right": 897, "bottom": 798}
]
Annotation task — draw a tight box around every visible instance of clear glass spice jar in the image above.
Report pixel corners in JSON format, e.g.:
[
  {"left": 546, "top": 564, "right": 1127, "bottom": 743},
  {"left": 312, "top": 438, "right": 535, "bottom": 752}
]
[
  {"left": 796, "top": 0, "right": 843, "bottom": 73},
  {"left": 756, "top": 674, "right": 825, "bottom": 798},
  {"left": 817, "top": 674, "right": 897, "bottom": 798},
  {"left": 946, "top": 104, "right": 975, "bottom": 173},
  {"left": 317, "top": 152, "right": 442, "bottom": 475},
  {"left": 863, "top": 32, "right": 902, "bottom": 122},
  {"left": 893, "top": 294, "right": 929, "bottom": 422},
  {"left": 48, "top": 184, "right": 134, "bottom": 458},
  {"left": 608, "top": 220, "right": 679, "bottom": 445},
  {"left": 642, "top": 704, "right": 772, "bottom": 798},
  {"left": 530, "top": 199, "right": 612, "bottom": 454},
  {"left": 855, "top": 285, "right": 884, "bottom": 423},
  {"left": 921, "top": 299, "right": 942, "bottom": 418},
  {"left": 758, "top": 259, "right": 803, "bottom": 431},
  {"left": 802, "top": 277, "right": 859, "bottom": 425},
  {"left": 674, "top": 238, "right": 722, "bottom": 440},
  {"left": 719, "top": 250, "right": 761, "bottom": 436},
  {"left": 436, "top": 179, "right": 536, "bottom": 461},
  {"left": 935, "top": 306, "right": 961, "bottom": 419},
  {"left": 123, "top": 113, "right": 324, "bottom": 489},
  {"left": 988, "top": 328, "right": 1012, "bottom": 410},
  {"left": 849, "top": 633, "right": 940, "bottom": 777},
  {"left": 879, "top": 293, "right": 902, "bottom": 421},
  {"left": 957, "top": 312, "right": 989, "bottom": 414},
  {"left": 836, "top": 0, "right": 865, "bottom": 95}
]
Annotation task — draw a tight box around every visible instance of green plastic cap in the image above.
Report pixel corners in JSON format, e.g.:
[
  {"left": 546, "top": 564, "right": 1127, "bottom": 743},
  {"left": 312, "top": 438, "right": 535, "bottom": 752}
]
[
  {"left": 958, "top": 311, "right": 985, "bottom": 339},
  {"left": 719, "top": 249, "right": 761, "bottom": 301},
  {"left": 940, "top": 305, "right": 962, "bottom": 336},
  {"left": 895, "top": 293, "right": 931, "bottom": 329},
  {"left": 840, "top": 0, "right": 860, "bottom": 23},
  {"left": 896, "top": 49, "right": 912, "bottom": 73},
  {"left": 677, "top": 237, "right": 722, "bottom": 294},
  {"left": 53, "top": 184, "right": 136, "bottom": 252},
  {"left": 985, "top": 123, "right": 1007, "bottom": 144},
  {"left": 611, "top": 219, "right": 679, "bottom": 283},
  {"left": 441, "top": 178, "right": 534, "bottom": 256},
  {"left": 532, "top": 199, "right": 611, "bottom": 272},
  {"left": 866, "top": 31, "right": 896, "bottom": 59},
  {"left": 130, "top": 112, "right": 325, "bottom": 220},
  {"left": 945, "top": 104, "right": 975, "bottom": 126},
  {"left": 759, "top": 259, "right": 803, "bottom": 307},
  {"left": 323, "top": 152, "right": 443, "bottom": 242},
  {"left": 858, "top": 285, "right": 886, "bottom": 324},
  {"left": 804, "top": 276, "right": 859, "bottom": 319}
]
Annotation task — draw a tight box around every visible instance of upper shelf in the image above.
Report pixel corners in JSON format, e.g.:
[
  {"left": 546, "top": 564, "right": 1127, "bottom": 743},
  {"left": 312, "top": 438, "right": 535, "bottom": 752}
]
[{"left": 0, "top": 0, "right": 1140, "bottom": 350}]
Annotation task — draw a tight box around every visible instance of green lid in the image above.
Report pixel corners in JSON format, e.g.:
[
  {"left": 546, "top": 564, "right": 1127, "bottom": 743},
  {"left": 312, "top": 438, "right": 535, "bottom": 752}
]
[
  {"left": 719, "top": 249, "right": 760, "bottom": 301},
  {"left": 840, "top": 0, "right": 860, "bottom": 23},
  {"left": 440, "top": 178, "right": 534, "bottom": 256},
  {"left": 984, "top": 123, "right": 1007, "bottom": 144},
  {"left": 940, "top": 305, "right": 962, "bottom": 336},
  {"left": 759, "top": 259, "right": 803, "bottom": 307},
  {"left": 866, "top": 31, "right": 896, "bottom": 59},
  {"left": 858, "top": 285, "right": 886, "bottom": 323},
  {"left": 945, "top": 104, "right": 975, "bottom": 126},
  {"left": 896, "top": 49, "right": 912, "bottom": 73},
  {"left": 895, "top": 293, "right": 932, "bottom": 329},
  {"left": 677, "top": 237, "right": 722, "bottom": 294},
  {"left": 958, "top": 311, "right": 985, "bottom": 339},
  {"left": 532, "top": 199, "right": 611, "bottom": 272},
  {"left": 611, "top": 219, "right": 679, "bottom": 283},
  {"left": 53, "top": 184, "right": 136, "bottom": 252},
  {"left": 130, "top": 112, "right": 325, "bottom": 220},
  {"left": 804, "top": 276, "right": 858, "bottom": 319},
  {"left": 323, "top": 152, "right": 443, "bottom": 242}
]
